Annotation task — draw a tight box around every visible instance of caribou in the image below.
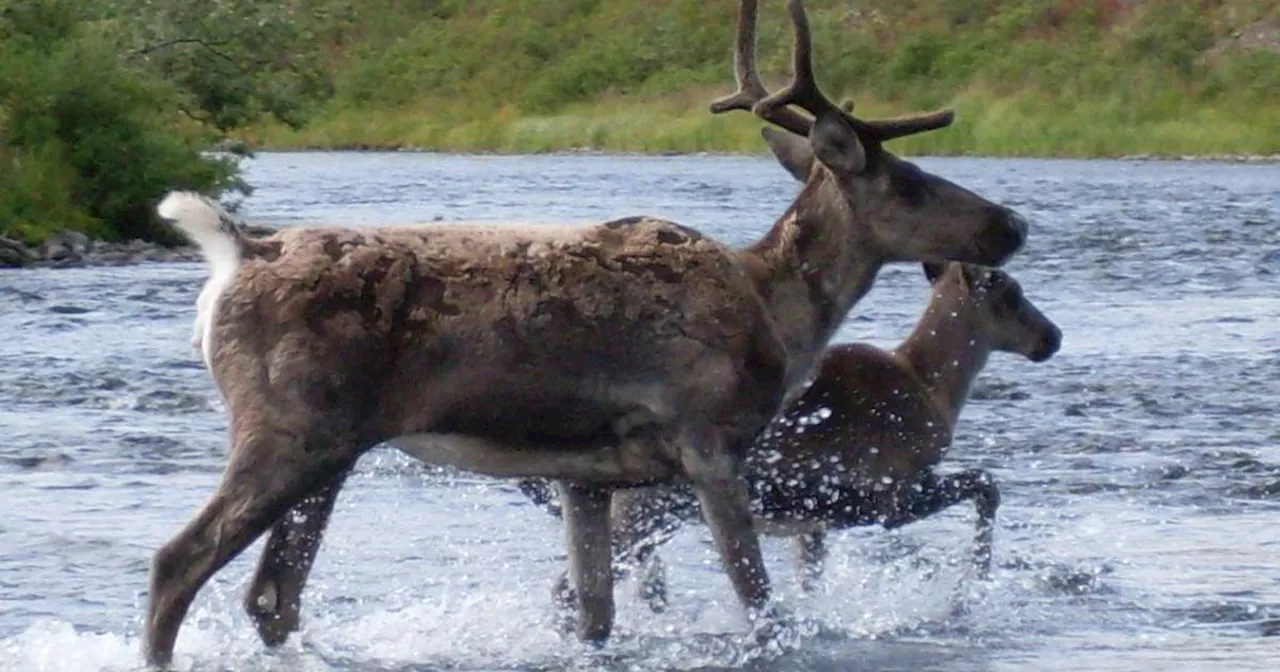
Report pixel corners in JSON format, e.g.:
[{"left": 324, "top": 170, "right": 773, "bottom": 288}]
[
  {"left": 142, "top": 0, "right": 1030, "bottom": 665},
  {"left": 521, "top": 260, "right": 1062, "bottom": 612}
]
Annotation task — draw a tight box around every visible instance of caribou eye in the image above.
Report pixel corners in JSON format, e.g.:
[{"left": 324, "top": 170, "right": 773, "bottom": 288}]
[
  {"left": 1001, "top": 287, "right": 1022, "bottom": 310},
  {"left": 889, "top": 163, "right": 927, "bottom": 205}
]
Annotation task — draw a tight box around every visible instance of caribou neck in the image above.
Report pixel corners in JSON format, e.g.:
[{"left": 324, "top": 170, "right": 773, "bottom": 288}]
[
  {"left": 740, "top": 175, "right": 884, "bottom": 391},
  {"left": 894, "top": 290, "right": 991, "bottom": 428}
]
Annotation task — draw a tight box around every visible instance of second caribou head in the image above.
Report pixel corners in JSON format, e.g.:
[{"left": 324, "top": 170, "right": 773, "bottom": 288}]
[{"left": 922, "top": 262, "right": 1063, "bottom": 364}]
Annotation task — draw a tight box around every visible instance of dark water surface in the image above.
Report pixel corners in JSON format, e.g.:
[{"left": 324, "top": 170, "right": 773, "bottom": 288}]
[{"left": 1, "top": 153, "right": 1278, "bottom": 671}]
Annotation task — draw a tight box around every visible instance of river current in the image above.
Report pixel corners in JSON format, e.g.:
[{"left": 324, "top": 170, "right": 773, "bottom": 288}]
[{"left": 1, "top": 152, "right": 1278, "bottom": 671}]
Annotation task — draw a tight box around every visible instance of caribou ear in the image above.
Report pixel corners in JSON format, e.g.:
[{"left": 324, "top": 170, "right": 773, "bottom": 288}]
[
  {"left": 922, "top": 262, "right": 947, "bottom": 284},
  {"left": 809, "top": 114, "right": 866, "bottom": 175},
  {"left": 761, "top": 127, "right": 816, "bottom": 183}
]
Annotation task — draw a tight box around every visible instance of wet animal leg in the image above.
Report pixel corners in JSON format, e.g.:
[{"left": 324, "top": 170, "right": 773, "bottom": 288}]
[
  {"left": 794, "top": 530, "right": 827, "bottom": 594},
  {"left": 244, "top": 469, "right": 351, "bottom": 646},
  {"left": 882, "top": 468, "right": 1000, "bottom": 579},
  {"left": 144, "top": 425, "right": 357, "bottom": 667},
  {"left": 678, "top": 425, "right": 778, "bottom": 625},
  {"left": 559, "top": 481, "right": 615, "bottom": 644}
]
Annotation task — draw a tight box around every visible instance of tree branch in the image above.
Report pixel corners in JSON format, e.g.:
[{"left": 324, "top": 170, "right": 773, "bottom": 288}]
[{"left": 132, "top": 37, "right": 236, "bottom": 62}]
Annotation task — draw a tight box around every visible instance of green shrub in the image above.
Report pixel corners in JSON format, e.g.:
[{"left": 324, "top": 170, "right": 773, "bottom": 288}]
[
  {"left": 0, "top": 0, "right": 239, "bottom": 244},
  {"left": 0, "top": 144, "right": 104, "bottom": 244}
]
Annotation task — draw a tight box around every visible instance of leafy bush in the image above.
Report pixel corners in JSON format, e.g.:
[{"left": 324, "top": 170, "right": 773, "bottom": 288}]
[
  {"left": 102, "top": 0, "right": 352, "bottom": 131},
  {"left": 0, "top": 0, "right": 239, "bottom": 244},
  {"left": 1125, "top": 3, "right": 1215, "bottom": 77},
  {"left": 0, "top": 144, "right": 104, "bottom": 244}
]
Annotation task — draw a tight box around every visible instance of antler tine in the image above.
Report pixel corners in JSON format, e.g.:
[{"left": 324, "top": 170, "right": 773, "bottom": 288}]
[
  {"left": 752, "top": 0, "right": 844, "bottom": 126},
  {"left": 710, "top": 0, "right": 812, "bottom": 137},
  {"left": 718, "top": 0, "right": 954, "bottom": 144},
  {"left": 865, "top": 109, "right": 956, "bottom": 141},
  {"left": 709, "top": 0, "right": 768, "bottom": 114}
]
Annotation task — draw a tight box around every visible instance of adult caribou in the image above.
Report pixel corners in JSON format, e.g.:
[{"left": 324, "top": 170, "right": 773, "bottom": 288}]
[
  {"left": 143, "top": 0, "right": 1030, "bottom": 666},
  {"left": 520, "top": 260, "right": 1062, "bottom": 613}
]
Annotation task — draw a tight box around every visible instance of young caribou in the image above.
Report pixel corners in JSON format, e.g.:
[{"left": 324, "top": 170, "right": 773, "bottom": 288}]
[
  {"left": 521, "top": 261, "right": 1062, "bottom": 612},
  {"left": 143, "top": 0, "right": 1030, "bottom": 665}
]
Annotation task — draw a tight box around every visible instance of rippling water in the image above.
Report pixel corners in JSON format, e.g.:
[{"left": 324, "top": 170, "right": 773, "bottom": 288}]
[{"left": 1, "top": 152, "right": 1278, "bottom": 672}]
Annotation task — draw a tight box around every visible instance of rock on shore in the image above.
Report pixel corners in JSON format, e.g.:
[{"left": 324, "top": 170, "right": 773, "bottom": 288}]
[{"left": 0, "top": 225, "right": 278, "bottom": 269}]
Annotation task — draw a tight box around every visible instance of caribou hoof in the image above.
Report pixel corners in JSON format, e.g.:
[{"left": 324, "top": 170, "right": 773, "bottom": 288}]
[
  {"left": 639, "top": 583, "right": 668, "bottom": 614},
  {"left": 549, "top": 574, "right": 578, "bottom": 635},
  {"left": 972, "top": 558, "right": 994, "bottom": 582},
  {"left": 245, "top": 581, "right": 299, "bottom": 647},
  {"left": 746, "top": 604, "right": 803, "bottom": 657}
]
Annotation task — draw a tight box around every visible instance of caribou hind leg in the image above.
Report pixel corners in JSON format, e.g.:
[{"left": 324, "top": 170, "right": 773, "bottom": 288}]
[
  {"left": 244, "top": 470, "right": 351, "bottom": 646},
  {"left": 144, "top": 419, "right": 359, "bottom": 667},
  {"left": 793, "top": 530, "right": 827, "bottom": 594},
  {"left": 614, "top": 486, "right": 700, "bottom": 613},
  {"left": 882, "top": 468, "right": 1000, "bottom": 580},
  {"left": 636, "top": 553, "right": 669, "bottom": 613}
]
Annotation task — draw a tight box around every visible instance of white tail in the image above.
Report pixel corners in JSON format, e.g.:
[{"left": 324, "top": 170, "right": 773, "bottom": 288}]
[
  {"left": 157, "top": 191, "right": 242, "bottom": 277},
  {"left": 156, "top": 191, "right": 244, "bottom": 367}
]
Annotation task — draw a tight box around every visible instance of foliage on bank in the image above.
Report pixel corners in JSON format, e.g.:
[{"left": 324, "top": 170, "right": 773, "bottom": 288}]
[
  {"left": 0, "top": 1, "right": 246, "bottom": 245},
  {"left": 244, "top": 0, "right": 1280, "bottom": 157}
]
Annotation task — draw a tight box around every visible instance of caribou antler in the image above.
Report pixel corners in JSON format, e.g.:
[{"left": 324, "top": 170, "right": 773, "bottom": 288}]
[
  {"left": 752, "top": 0, "right": 848, "bottom": 128},
  {"left": 708, "top": 0, "right": 812, "bottom": 137},
  {"left": 715, "top": 0, "right": 955, "bottom": 143}
]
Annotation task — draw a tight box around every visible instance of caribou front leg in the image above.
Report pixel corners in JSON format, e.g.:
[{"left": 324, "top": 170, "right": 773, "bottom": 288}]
[
  {"left": 678, "top": 425, "right": 779, "bottom": 628},
  {"left": 244, "top": 470, "right": 350, "bottom": 646},
  {"left": 559, "top": 481, "right": 615, "bottom": 644},
  {"left": 882, "top": 468, "right": 1000, "bottom": 579}
]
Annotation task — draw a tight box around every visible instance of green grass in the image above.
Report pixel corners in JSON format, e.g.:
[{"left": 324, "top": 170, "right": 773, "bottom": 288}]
[
  {"left": 239, "top": 85, "right": 1280, "bottom": 158},
  {"left": 230, "top": 0, "right": 1280, "bottom": 158}
]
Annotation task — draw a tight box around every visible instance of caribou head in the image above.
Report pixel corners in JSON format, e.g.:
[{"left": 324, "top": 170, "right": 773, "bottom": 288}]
[{"left": 718, "top": 0, "right": 1026, "bottom": 267}]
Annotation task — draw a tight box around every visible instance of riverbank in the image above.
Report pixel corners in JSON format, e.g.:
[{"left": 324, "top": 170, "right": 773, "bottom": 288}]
[
  {"left": 227, "top": 0, "right": 1280, "bottom": 159},
  {"left": 0, "top": 233, "right": 202, "bottom": 269},
  {"left": 0, "top": 224, "right": 276, "bottom": 270}
]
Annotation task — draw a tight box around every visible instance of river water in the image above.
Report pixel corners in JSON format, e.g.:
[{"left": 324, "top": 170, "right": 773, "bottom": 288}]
[{"left": 1, "top": 152, "right": 1278, "bottom": 672}]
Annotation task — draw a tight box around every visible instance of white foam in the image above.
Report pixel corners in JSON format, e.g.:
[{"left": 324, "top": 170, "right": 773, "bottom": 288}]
[{"left": 0, "top": 620, "right": 139, "bottom": 672}]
